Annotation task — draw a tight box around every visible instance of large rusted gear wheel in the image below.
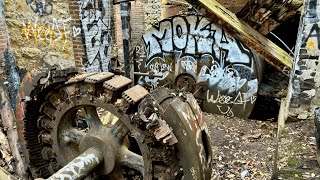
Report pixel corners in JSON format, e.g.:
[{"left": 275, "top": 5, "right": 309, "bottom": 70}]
[{"left": 22, "top": 70, "right": 212, "bottom": 179}]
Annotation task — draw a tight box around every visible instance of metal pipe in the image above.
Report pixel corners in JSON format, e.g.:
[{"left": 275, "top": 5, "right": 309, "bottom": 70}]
[
  {"left": 120, "top": 2, "right": 132, "bottom": 78},
  {"left": 118, "top": 146, "right": 144, "bottom": 174},
  {"left": 48, "top": 147, "right": 104, "bottom": 180},
  {"left": 134, "top": 72, "right": 163, "bottom": 78}
]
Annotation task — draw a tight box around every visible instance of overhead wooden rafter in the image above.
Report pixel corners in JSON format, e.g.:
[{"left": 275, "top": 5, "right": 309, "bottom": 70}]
[{"left": 184, "top": 0, "right": 293, "bottom": 75}]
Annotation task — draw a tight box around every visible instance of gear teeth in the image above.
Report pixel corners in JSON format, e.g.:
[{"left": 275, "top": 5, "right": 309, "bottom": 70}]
[
  {"left": 84, "top": 72, "right": 114, "bottom": 83},
  {"left": 65, "top": 72, "right": 98, "bottom": 84},
  {"left": 103, "top": 76, "right": 132, "bottom": 91},
  {"left": 153, "top": 118, "right": 178, "bottom": 145},
  {"left": 122, "top": 85, "right": 149, "bottom": 104},
  {"left": 49, "top": 93, "right": 63, "bottom": 108},
  {"left": 37, "top": 116, "right": 53, "bottom": 130},
  {"left": 38, "top": 131, "right": 52, "bottom": 144},
  {"left": 64, "top": 84, "right": 78, "bottom": 97},
  {"left": 40, "top": 102, "right": 56, "bottom": 120}
]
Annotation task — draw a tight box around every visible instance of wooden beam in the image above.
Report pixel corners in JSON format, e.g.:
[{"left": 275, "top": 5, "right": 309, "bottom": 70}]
[{"left": 185, "top": 0, "right": 293, "bottom": 75}]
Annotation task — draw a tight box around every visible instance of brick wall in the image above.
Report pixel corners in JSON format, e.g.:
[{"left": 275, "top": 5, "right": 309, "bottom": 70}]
[
  {"left": 114, "top": 0, "right": 160, "bottom": 62},
  {"left": 0, "top": 0, "right": 7, "bottom": 80},
  {"left": 131, "top": 0, "right": 147, "bottom": 45},
  {"left": 69, "top": 0, "right": 85, "bottom": 71}
]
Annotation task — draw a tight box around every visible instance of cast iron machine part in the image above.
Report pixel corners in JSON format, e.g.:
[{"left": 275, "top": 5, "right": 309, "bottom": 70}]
[{"left": 18, "top": 69, "right": 213, "bottom": 179}]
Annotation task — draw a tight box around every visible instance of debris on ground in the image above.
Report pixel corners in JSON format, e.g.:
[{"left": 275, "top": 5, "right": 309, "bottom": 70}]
[
  {"left": 276, "top": 118, "right": 320, "bottom": 179},
  {"left": 0, "top": 118, "right": 13, "bottom": 174},
  {"left": 206, "top": 113, "right": 277, "bottom": 180}
]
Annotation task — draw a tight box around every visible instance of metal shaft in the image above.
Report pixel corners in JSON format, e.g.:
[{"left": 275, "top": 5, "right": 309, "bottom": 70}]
[{"left": 48, "top": 147, "right": 104, "bottom": 180}]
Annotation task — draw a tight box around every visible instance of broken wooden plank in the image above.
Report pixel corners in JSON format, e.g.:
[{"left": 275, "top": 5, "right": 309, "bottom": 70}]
[{"left": 185, "top": 0, "right": 293, "bottom": 75}]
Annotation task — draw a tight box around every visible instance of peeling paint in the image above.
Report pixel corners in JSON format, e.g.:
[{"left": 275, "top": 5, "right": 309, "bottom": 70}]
[
  {"left": 289, "top": 0, "right": 320, "bottom": 120},
  {"left": 4, "top": 50, "right": 20, "bottom": 112}
]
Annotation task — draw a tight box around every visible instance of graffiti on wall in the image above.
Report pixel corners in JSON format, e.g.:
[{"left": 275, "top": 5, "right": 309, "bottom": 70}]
[
  {"left": 136, "top": 15, "right": 260, "bottom": 118},
  {"left": 4, "top": 50, "right": 20, "bottom": 112},
  {"left": 19, "top": 16, "right": 71, "bottom": 54},
  {"left": 303, "top": 23, "right": 320, "bottom": 56},
  {"left": 291, "top": 0, "right": 320, "bottom": 104},
  {"left": 79, "top": 0, "right": 113, "bottom": 72},
  {"left": 26, "top": 0, "right": 53, "bottom": 17}
]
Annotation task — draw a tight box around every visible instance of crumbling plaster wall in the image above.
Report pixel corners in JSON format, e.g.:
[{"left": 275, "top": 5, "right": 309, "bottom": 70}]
[
  {"left": 3, "top": 0, "right": 75, "bottom": 71},
  {"left": 289, "top": 0, "right": 320, "bottom": 120}
]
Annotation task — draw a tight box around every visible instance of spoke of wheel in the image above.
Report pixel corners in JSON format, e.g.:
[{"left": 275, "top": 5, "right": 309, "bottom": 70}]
[
  {"left": 82, "top": 106, "right": 102, "bottom": 129},
  {"left": 111, "top": 119, "right": 130, "bottom": 142},
  {"left": 62, "top": 129, "right": 86, "bottom": 145},
  {"left": 118, "top": 146, "right": 144, "bottom": 175}
]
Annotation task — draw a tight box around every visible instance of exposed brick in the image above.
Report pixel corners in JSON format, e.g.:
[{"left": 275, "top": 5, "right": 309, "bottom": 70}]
[{"left": 69, "top": 0, "right": 85, "bottom": 70}]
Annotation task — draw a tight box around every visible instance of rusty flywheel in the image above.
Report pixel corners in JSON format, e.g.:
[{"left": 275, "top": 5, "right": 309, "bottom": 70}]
[{"left": 22, "top": 70, "right": 212, "bottom": 179}]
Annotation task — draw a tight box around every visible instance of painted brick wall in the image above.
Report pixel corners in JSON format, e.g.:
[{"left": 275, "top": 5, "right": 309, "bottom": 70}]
[
  {"left": 114, "top": 0, "right": 160, "bottom": 62},
  {"left": 76, "top": 0, "right": 116, "bottom": 72},
  {"left": 69, "top": 0, "right": 85, "bottom": 71},
  {"left": 289, "top": 0, "right": 320, "bottom": 120},
  {"left": 0, "top": 0, "right": 7, "bottom": 80},
  {"left": 131, "top": 0, "right": 147, "bottom": 45}
]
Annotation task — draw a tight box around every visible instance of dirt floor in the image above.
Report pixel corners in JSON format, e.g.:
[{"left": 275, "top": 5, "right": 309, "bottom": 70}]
[
  {"left": 205, "top": 113, "right": 320, "bottom": 180},
  {"left": 206, "top": 113, "right": 278, "bottom": 180},
  {"left": 275, "top": 118, "right": 320, "bottom": 180}
]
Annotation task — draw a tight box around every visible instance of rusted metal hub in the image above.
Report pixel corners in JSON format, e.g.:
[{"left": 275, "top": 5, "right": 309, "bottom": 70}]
[
  {"left": 48, "top": 122, "right": 143, "bottom": 179},
  {"left": 78, "top": 125, "right": 127, "bottom": 175},
  {"left": 52, "top": 103, "right": 145, "bottom": 177},
  {"left": 175, "top": 74, "right": 196, "bottom": 92}
]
